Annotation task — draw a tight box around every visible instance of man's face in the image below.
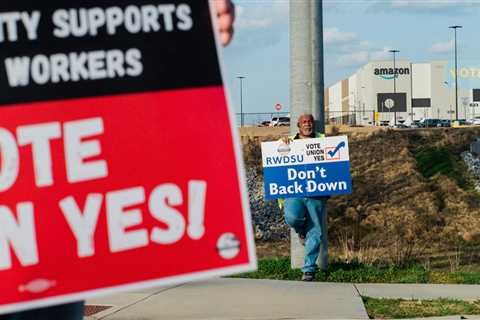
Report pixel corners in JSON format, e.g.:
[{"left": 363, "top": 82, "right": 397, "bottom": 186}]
[{"left": 298, "top": 115, "right": 314, "bottom": 137}]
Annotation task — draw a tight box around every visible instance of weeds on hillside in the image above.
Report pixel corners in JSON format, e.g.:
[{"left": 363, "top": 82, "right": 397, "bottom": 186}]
[{"left": 242, "top": 128, "right": 480, "bottom": 267}]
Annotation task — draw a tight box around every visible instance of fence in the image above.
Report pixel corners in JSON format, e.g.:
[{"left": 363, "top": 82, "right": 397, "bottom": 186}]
[
  {"left": 234, "top": 111, "right": 376, "bottom": 127},
  {"left": 235, "top": 112, "right": 290, "bottom": 127},
  {"left": 233, "top": 110, "right": 426, "bottom": 127},
  {"left": 327, "top": 110, "right": 377, "bottom": 126}
]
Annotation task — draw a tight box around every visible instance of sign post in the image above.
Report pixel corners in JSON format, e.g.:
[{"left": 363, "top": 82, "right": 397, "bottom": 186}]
[
  {"left": 374, "top": 112, "right": 380, "bottom": 126},
  {"left": 0, "top": 0, "right": 255, "bottom": 314}
]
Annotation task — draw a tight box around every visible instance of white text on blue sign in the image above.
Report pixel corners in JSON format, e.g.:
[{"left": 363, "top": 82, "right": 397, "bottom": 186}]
[{"left": 261, "top": 136, "right": 352, "bottom": 199}]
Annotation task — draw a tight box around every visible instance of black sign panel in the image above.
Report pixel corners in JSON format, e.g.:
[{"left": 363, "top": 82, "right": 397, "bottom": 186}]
[
  {"left": 377, "top": 93, "right": 407, "bottom": 112},
  {"left": 473, "top": 89, "right": 480, "bottom": 102},
  {"left": 0, "top": 0, "right": 221, "bottom": 107},
  {"left": 412, "top": 98, "right": 431, "bottom": 108}
]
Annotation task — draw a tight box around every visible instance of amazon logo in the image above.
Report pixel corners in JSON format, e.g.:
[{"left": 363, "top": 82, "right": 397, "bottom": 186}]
[{"left": 374, "top": 67, "right": 410, "bottom": 80}]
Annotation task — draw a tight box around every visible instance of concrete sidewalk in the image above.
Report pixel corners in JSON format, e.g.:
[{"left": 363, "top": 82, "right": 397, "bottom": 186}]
[
  {"left": 84, "top": 278, "right": 480, "bottom": 320},
  {"left": 85, "top": 278, "right": 368, "bottom": 319}
]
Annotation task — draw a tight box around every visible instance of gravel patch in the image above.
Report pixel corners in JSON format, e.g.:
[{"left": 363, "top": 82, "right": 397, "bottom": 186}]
[
  {"left": 246, "top": 167, "right": 289, "bottom": 241},
  {"left": 461, "top": 151, "right": 480, "bottom": 192}
]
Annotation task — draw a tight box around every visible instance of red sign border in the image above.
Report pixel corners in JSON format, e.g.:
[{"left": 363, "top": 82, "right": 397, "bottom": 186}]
[{"left": 0, "top": 1, "right": 257, "bottom": 315}]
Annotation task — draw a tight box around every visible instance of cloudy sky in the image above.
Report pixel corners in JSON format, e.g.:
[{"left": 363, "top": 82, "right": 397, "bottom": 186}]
[{"left": 221, "top": 0, "right": 480, "bottom": 114}]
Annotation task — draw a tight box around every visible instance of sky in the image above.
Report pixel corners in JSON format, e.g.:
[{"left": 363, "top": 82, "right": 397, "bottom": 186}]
[{"left": 221, "top": 0, "right": 480, "bottom": 114}]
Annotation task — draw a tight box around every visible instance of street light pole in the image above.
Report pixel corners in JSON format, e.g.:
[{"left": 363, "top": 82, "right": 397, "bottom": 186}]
[
  {"left": 449, "top": 25, "right": 462, "bottom": 121},
  {"left": 389, "top": 49, "right": 399, "bottom": 126},
  {"left": 237, "top": 76, "right": 245, "bottom": 127}
]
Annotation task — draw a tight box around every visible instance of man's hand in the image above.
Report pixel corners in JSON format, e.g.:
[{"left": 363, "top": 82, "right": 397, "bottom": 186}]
[
  {"left": 282, "top": 136, "right": 292, "bottom": 145},
  {"left": 214, "top": 0, "right": 235, "bottom": 46}
]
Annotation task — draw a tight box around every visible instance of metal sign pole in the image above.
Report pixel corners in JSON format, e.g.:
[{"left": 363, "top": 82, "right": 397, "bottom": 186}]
[{"left": 290, "top": 0, "right": 327, "bottom": 271}]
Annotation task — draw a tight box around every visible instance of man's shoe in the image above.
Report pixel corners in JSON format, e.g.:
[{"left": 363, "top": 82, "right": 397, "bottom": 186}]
[
  {"left": 298, "top": 233, "right": 306, "bottom": 246},
  {"left": 302, "top": 272, "right": 315, "bottom": 282}
]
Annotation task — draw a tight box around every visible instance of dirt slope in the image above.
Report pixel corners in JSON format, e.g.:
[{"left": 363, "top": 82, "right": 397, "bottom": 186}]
[{"left": 242, "top": 127, "right": 480, "bottom": 265}]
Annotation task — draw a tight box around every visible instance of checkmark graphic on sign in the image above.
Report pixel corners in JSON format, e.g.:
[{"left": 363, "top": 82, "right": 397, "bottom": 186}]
[{"left": 327, "top": 141, "right": 346, "bottom": 158}]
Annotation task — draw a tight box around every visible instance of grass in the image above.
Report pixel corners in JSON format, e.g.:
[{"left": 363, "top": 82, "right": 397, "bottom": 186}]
[
  {"left": 415, "top": 148, "right": 454, "bottom": 179},
  {"left": 363, "top": 297, "right": 480, "bottom": 319},
  {"left": 232, "top": 257, "right": 480, "bottom": 284},
  {"left": 414, "top": 146, "right": 476, "bottom": 191}
]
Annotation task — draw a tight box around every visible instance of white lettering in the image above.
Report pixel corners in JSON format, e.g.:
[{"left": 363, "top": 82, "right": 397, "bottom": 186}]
[
  {"left": 17, "top": 122, "right": 61, "bottom": 187},
  {"left": 21, "top": 11, "right": 41, "bottom": 40},
  {"left": 64, "top": 117, "right": 108, "bottom": 183},
  {"left": 31, "top": 55, "right": 50, "bottom": 85},
  {"left": 287, "top": 168, "right": 296, "bottom": 180},
  {"left": 176, "top": 4, "right": 193, "bottom": 31},
  {"left": 125, "top": 48, "right": 143, "bottom": 76},
  {"left": 141, "top": 5, "right": 160, "bottom": 32},
  {"left": 158, "top": 5, "right": 175, "bottom": 31},
  {"left": 0, "top": 128, "right": 19, "bottom": 192},
  {"left": 1, "top": 12, "right": 21, "bottom": 42},
  {"left": 149, "top": 184, "right": 186, "bottom": 244},
  {"left": 4, "top": 57, "right": 30, "bottom": 87},
  {"left": 52, "top": 9, "right": 70, "bottom": 38},
  {"left": 106, "top": 187, "right": 148, "bottom": 253},
  {"left": 88, "top": 50, "right": 107, "bottom": 80},
  {"left": 69, "top": 52, "right": 89, "bottom": 81},
  {"left": 269, "top": 183, "right": 278, "bottom": 195},
  {"left": 88, "top": 8, "right": 106, "bottom": 36},
  {"left": 0, "top": 203, "right": 38, "bottom": 270},
  {"left": 5, "top": 49, "right": 143, "bottom": 87},
  {"left": 124, "top": 6, "right": 142, "bottom": 33},
  {"left": 60, "top": 195, "right": 103, "bottom": 258},
  {"left": 106, "top": 50, "right": 125, "bottom": 78},
  {"left": 187, "top": 180, "right": 207, "bottom": 240},
  {"left": 50, "top": 53, "right": 71, "bottom": 83}
]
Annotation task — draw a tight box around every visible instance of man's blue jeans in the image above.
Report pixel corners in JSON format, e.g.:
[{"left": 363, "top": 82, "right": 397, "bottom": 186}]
[
  {"left": 284, "top": 197, "right": 326, "bottom": 273},
  {"left": 0, "top": 302, "right": 84, "bottom": 320}
]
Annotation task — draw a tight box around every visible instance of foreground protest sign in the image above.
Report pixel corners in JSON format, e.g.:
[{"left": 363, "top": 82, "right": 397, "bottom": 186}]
[
  {"left": 261, "top": 136, "right": 352, "bottom": 200},
  {"left": 0, "top": 0, "right": 256, "bottom": 314}
]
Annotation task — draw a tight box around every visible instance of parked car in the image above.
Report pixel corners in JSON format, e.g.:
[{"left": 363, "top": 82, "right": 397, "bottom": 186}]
[
  {"left": 390, "top": 123, "right": 409, "bottom": 129},
  {"left": 472, "top": 119, "right": 480, "bottom": 125},
  {"left": 419, "top": 119, "right": 442, "bottom": 128},
  {"left": 410, "top": 120, "right": 421, "bottom": 128},
  {"left": 270, "top": 116, "right": 290, "bottom": 127},
  {"left": 456, "top": 119, "right": 471, "bottom": 126},
  {"left": 439, "top": 120, "right": 451, "bottom": 127},
  {"left": 259, "top": 120, "right": 271, "bottom": 127}
]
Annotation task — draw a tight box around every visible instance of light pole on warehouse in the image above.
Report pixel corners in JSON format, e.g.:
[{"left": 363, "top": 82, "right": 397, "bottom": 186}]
[
  {"left": 389, "top": 49, "right": 399, "bottom": 126},
  {"left": 361, "top": 85, "right": 365, "bottom": 119},
  {"left": 445, "top": 81, "right": 454, "bottom": 125},
  {"left": 237, "top": 76, "right": 245, "bottom": 127},
  {"left": 350, "top": 91, "right": 357, "bottom": 125},
  {"left": 449, "top": 25, "right": 462, "bottom": 121}
]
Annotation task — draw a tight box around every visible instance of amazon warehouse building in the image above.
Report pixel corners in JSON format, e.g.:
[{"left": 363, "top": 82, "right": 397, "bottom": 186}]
[{"left": 325, "top": 60, "right": 480, "bottom": 125}]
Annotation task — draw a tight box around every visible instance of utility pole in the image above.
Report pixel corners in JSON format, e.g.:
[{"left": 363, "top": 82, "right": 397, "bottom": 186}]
[
  {"left": 237, "top": 76, "right": 245, "bottom": 127},
  {"left": 290, "top": 0, "right": 327, "bottom": 271},
  {"left": 389, "top": 49, "right": 399, "bottom": 126},
  {"left": 449, "top": 25, "right": 462, "bottom": 121}
]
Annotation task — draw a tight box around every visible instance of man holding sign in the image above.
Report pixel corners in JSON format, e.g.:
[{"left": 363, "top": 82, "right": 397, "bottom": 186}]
[{"left": 261, "top": 114, "right": 352, "bottom": 281}]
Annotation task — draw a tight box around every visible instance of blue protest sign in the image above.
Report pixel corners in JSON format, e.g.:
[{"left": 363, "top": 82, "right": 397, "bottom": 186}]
[{"left": 261, "top": 136, "right": 352, "bottom": 199}]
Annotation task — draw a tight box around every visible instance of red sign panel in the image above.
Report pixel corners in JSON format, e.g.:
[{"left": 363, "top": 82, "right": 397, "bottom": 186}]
[
  {"left": 275, "top": 103, "right": 282, "bottom": 111},
  {"left": 0, "top": 0, "right": 256, "bottom": 314}
]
